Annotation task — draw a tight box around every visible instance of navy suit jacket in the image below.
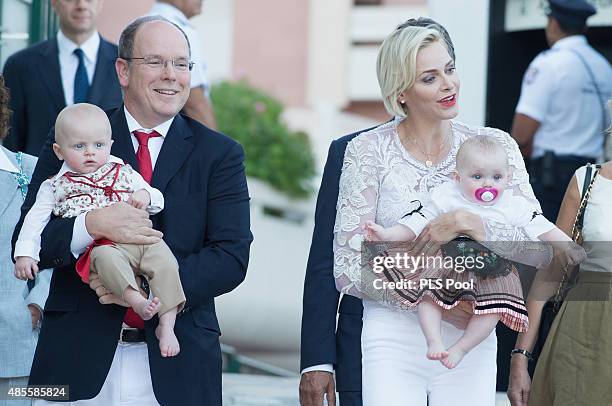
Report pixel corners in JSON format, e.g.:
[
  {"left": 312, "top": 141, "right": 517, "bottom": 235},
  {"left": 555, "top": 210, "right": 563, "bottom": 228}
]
[
  {"left": 2, "top": 36, "right": 123, "bottom": 155},
  {"left": 13, "top": 107, "right": 252, "bottom": 405},
  {"left": 300, "top": 125, "right": 380, "bottom": 393}
]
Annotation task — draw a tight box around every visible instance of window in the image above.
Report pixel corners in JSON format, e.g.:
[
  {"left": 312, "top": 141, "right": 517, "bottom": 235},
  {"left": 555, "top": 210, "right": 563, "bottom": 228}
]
[
  {"left": 354, "top": 0, "right": 382, "bottom": 5},
  {"left": 0, "top": 0, "right": 57, "bottom": 66}
]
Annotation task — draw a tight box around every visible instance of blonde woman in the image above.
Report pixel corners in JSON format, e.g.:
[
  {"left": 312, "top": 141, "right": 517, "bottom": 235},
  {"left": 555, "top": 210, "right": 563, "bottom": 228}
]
[{"left": 333, "top": 23, "right": 548, "bottom": 405}]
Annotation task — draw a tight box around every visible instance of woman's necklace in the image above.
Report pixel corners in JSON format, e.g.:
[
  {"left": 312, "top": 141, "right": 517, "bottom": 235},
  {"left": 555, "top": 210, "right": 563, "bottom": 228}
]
[{"left": 401, "top": 127, "right": 451, "bottom": 168}]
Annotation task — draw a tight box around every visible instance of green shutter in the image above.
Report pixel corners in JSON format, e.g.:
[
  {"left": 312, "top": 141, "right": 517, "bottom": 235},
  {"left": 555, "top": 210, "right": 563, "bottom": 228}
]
[{"left": 30, "top": 0, "right": 57, "bottom": 44}]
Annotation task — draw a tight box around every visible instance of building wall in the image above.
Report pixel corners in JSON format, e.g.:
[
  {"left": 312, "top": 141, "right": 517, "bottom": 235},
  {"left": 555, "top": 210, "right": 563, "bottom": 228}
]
[
  {"left": 96, "top": 0, "right": 234, "bottom": 86},
  {"left": 383, "top": 0, "right": 427, "bottom": 5},
  {"left": 96, "top": 0, "right": 431, "bottom": 115},
  {"left": 190, "top": 0, "right": 234, "bottom": 83},
  {"left": 232, "top": 0, "right": 309, "bottom": 107},
  {"left": 344, "top": 0, "right": 428, "bottom": 120},
  {"left": 429, "top": 0, "right": 490, "bottom": 126},
  {"left": 97, "top": 0, "right": 153, "bottom": 43},
  {"left": 306, "top": 0, "right": 352, "bottom": 109}
]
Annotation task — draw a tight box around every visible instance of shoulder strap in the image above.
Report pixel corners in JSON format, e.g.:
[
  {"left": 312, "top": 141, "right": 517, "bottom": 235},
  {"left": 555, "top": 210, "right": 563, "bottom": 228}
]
[
  {"left": 566, "top": 49, "right": 608, "bottom": 137},
  {"left": 573, "top": 163, "right": 600, "bottom": 241},
  {"left": 581, "top": 163, "right": 593, "bottom": 200}
]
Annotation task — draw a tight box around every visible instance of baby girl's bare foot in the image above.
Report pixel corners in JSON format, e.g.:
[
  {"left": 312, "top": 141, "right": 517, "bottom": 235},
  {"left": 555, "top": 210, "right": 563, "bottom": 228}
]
[
  {"left": 156, "top": 324, "right": 180, "bottom": 357},
  {"left": 426, "top": 341, "right": 449, "bottom": 360},
  {"left": 134, "top": 297, "right": 161, "bottom": 320},
  {"left": 364, "top": 221, "right": 385, "bottom": 241},
  {"left": 440, "top": 345, "right": 466, "bottom": 369}
]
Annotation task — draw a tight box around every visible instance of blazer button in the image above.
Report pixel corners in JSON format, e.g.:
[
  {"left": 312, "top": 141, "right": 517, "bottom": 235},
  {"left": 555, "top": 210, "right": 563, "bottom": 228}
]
[{"left": 53, "top": 258, "right": 62, "bottom": 266}]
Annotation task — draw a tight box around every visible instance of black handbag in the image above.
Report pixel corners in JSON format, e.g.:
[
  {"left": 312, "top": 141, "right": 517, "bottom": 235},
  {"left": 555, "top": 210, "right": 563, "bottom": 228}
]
[{"left": 532, "top": 163, "right": 600, "bottom": 364}]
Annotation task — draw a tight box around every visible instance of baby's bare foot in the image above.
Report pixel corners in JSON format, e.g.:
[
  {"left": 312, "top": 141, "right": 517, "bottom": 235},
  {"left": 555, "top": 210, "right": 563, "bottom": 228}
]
[
  {"left": 364, "top": 221, "right": 385, "bottom": 241},
  {"left": 156, "top": 325, "right": 180, "bottom": 357},
  {"left": 440, "top": 345, "right": 466, "bottom": 369},
  {"left": 134, "top": 297, "right": 161, "bottom": 321},
  {"left": 426, "top": 341, "right": 449, "bottom": 360}
]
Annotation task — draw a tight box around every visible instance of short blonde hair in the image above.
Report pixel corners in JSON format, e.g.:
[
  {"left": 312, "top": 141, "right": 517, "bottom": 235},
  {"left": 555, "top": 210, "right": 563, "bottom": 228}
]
[
  {"left": 376, "top": 26, "right": 446, "bottom": 118},
  {"left": 456, "top": 135, "right": 508, "bottom": 171},
  {"left": 55, "top": 103, "right": 111, "bottom": 144}
]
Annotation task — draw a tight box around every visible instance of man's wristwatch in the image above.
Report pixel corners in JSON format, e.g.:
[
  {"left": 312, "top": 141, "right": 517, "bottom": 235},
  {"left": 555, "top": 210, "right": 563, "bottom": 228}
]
[{"left": 510, "top": 348, "right": 533, "bottom": 361}]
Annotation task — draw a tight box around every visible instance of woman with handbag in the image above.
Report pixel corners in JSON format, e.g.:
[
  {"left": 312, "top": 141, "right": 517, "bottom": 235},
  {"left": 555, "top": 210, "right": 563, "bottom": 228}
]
[{"left": 507, "top": 161, "right": 612, "bottom": 406}]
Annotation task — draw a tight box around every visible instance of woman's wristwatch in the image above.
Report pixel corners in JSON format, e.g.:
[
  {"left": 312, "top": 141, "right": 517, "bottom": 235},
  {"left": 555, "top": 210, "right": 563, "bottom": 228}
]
[{"left": 510, "top": 348, "right": 533, "bottom": 361}]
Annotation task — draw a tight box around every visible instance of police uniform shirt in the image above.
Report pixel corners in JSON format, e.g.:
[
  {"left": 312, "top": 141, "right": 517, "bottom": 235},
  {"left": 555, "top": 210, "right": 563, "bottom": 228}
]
[
  {"left": 516, "top": 35, "right": 612, "bottom": 159},
  {"left": 57, "top": 30, "right": 99, "bottom": 105},
  {"left": 149, "top": 2, "right": 211, "bottom": 96}
]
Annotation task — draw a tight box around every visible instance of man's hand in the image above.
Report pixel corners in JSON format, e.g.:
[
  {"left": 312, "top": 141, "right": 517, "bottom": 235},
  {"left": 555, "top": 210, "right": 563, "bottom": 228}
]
[
  {"left": 507, "top": 356, "right": 531, "bottom": 406},
  {"left": 27, "top": 304, "right": 42, "bottom": 329},
  {"left": 411, "top": 209, "right": 485, "bottom": 257},
  {"left": 411, "top": 210, "right": 475, "bottom": 256},
  {"left": 299, "top": 371, "right": 336, "bottom": 406},
  {"left": 89, "top": 273, "right": 128, "bottom": 306},
  {"left": 89, "top": 273, "right": 148, "bottom": 306},
  {"left": 441, "top": 302, "right": 472, "bottom": 330},
  {"left": 85, "top": 202, "right": 162, "bottom": 245},
  {"left": 128, "top": 189, "right": 151, "bottom": 210},
  {"left": 14, "top": 256, "right": 39, "bottom": 280}
]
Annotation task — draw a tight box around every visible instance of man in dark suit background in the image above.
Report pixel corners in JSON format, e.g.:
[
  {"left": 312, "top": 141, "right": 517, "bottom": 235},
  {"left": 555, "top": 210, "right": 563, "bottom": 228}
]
[
  {"left": 2, "top": 0, "right": 122, "bottom": 155},
  {"left": 299, "top": 18, "right": 463, "bottom": 406},
  {"left": 299, "top": 131, "right": 369, "bottom": 406},
  {"left": 14, "top": 15, "right": 251, "bottom": 406}
]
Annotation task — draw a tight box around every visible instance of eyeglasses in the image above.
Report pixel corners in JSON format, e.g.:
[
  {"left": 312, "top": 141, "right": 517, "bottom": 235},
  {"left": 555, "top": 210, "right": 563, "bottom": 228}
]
[{"left": 123, "top": 56, "right": 194, "bottom": 72}]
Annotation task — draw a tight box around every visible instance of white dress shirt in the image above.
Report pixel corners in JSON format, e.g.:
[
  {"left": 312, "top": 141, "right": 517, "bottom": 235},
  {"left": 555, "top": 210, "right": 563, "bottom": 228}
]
[
  {"left": 301, "top": 364, "right": 334, "bottom": 375},
  {"left": 15, "top": 155, "right": 164, "bottom": 262},
  {"left": 0, "top": 148, "right": 19, "bottom": 173},
  {"left": 516, "top": 35, "right": 612, "bottom": 159},
  {"left": 57, "top": 30, "right": 100, "bottom": 106},
  {"left": 69, "top": 108, "right": 175, "bottom": 258},
  {"left": 149, "top": 2, "right": 210, "bottom": 95}
]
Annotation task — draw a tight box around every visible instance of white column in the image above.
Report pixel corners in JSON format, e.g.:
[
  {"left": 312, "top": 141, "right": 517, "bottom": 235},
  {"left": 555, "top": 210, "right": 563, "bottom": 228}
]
[
  {"left": 191, "top": 0, "right": 235, "bottom": 83},
  {"left": 306, "top": 0, "right": 352, "bottom": 109},
  {"left": 428, "top": 0, "right": 490, "bottom": 126}
]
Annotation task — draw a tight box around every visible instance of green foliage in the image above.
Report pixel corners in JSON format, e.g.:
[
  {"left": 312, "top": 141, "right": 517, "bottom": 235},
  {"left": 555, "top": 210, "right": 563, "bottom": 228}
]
[{"left": 210, "top": 80, "right": 315, "bottom": 198}]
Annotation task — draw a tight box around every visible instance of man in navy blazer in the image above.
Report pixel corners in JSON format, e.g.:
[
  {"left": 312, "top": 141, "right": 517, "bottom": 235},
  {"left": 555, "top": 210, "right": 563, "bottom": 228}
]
[
  {"left": 299, "top": 130, "right": 371, "bottom": 406},
  {"left": 2, "top": 0, "right": 122, "bottom": 156},
  {"left": 13, "top": 16, "right": 251, "bottom": 406}
]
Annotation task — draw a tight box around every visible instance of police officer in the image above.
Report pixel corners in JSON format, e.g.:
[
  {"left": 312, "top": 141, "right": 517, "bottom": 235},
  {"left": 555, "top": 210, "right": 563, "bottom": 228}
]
[{"left": 511, "top": 0, "right": 612, "bottom": 222}]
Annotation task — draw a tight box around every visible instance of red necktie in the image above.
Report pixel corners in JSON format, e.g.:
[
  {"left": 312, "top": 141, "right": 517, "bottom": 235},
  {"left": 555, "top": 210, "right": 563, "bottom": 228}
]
[
  {"left": 123, "top": 130, "right": 161, "bottom": 329},
  {"left": 133, "top": 130, "right": 161, "bottom": 183}
]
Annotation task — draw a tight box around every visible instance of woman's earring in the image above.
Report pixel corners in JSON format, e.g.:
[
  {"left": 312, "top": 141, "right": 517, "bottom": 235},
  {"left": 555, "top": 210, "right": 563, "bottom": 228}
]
[{"left": 400, "top": 100, "right": 405, "bottom": 105}]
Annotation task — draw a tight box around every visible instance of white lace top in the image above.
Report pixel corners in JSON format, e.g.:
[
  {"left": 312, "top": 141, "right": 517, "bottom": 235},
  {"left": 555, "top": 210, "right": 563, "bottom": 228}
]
[{"left": 333, "top": 118, "right": 549, "bottom": 299}]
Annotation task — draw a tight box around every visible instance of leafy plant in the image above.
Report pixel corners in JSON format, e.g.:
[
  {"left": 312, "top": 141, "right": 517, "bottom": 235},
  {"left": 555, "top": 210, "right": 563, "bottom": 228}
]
[{"left": 210, "top": 80, "right": 315, "bottom": 198}]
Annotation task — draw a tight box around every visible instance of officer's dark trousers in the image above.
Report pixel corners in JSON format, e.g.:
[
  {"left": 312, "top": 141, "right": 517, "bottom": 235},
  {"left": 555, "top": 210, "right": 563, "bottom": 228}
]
[
  {"left": 339, "top": 391, "right": 362, "bottom": 405},
  {"left": 529, "top": 155, "right": 594, "bottom": 222}
]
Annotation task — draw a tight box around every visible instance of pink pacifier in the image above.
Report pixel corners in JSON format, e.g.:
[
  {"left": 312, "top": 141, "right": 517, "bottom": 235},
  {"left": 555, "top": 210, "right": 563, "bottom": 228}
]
[{"left": 475, "top": 187, "right": 498, "bottom": 202}]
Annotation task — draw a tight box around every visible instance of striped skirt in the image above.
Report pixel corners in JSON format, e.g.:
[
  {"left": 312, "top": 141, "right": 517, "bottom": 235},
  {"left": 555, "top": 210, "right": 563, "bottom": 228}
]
[{"left": 362, "top": 240, "right": 529, "bottom": 332}]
